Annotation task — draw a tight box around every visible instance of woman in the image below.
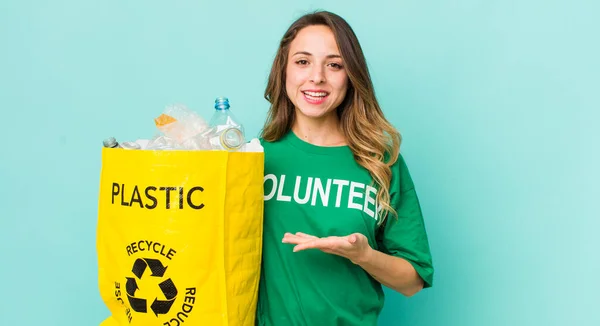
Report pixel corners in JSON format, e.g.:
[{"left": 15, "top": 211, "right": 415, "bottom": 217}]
[{"left": 257, "top": 11, "right": 434, "bottom": 326}]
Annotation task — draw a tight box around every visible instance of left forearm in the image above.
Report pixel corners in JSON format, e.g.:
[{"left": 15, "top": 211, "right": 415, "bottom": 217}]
[{"left": 356, "top": 248, "right": 424, "bottom": 297}]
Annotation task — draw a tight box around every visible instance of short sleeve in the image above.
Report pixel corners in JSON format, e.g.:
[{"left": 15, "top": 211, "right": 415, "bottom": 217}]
[{"left": 376, "top": 154, "right": 434, "bottom": 288}]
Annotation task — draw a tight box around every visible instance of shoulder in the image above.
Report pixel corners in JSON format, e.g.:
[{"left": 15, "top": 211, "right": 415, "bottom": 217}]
[
  {"left": 392, "top": 153, "right": 410, "bottom": 174},
  {"left": 258, "top": 136, "right": 294, "bottom": 164},
  {"left": 389, "top": 152, "right": 416, "bottom": 194},
  {"left": 259, "top": 137, "right": 286, "bottom": 150},
  {"left": 384, "top": 149, "right": 409, "bottom": 176}
]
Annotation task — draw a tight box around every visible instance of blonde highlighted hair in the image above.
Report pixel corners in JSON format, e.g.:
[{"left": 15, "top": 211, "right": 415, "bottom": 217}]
[{"left": 261, "top": 11, "right": 401, "bottom": 223}]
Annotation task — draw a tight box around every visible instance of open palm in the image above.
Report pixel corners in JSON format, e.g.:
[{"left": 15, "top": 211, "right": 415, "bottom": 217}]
[{"left": 282, "top": 232, "right": 372, "bottom": 264}]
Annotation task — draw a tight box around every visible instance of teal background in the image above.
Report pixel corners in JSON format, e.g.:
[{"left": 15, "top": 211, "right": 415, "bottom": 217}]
[{"left": 1, "top": 0, "right": 598, "bottom": 325}]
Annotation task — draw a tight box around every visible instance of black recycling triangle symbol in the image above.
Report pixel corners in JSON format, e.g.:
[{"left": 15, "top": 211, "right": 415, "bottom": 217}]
[{"left": 125, "top": 258, "right": 178, "bottom": 316}]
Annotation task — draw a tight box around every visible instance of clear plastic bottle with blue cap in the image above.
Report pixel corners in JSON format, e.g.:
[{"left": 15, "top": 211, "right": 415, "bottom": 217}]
[{"left": 206, "top": 97, "right": 246, "bottom": 151}]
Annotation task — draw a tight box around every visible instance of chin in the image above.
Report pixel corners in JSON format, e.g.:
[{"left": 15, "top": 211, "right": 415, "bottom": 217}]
[{"left": 295, "top": 105, "right": 336, "bottom": 120}]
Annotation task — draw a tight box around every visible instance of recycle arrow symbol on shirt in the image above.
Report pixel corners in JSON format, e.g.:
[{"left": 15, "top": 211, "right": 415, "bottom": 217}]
[{"left": 125, "top": 258, "right": 178, "bottom": 316}]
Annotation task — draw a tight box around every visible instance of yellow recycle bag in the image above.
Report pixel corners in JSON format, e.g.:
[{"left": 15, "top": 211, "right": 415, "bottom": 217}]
[{"left": 96, "top": 148, "right": 264, "bottom": 326}]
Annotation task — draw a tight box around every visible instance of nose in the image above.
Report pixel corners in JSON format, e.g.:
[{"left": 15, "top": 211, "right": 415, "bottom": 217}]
[{"left": 309, "top": 65, "right": 326, "bottom": 84}]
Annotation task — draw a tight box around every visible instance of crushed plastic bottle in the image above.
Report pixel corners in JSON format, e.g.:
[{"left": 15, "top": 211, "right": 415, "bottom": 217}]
[
  {"left": 206, "top": 97, "right": 246, "bottom": 151},
  {"left": 154, "top": 103, "right": 210, "bottom": 149},
  {"left": 120, "top": 141, "right": 142, "bottom": 150},
  {"left": 102, "top": 137, "right": 141, "bottom": 150}
]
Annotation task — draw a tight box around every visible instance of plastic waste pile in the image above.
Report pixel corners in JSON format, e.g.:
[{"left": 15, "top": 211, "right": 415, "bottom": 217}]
[{"left": 102, "top": 97, "right": 262, "bottom": 152}]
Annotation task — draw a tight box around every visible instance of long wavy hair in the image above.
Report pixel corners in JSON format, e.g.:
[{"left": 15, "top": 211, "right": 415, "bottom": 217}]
[{"left": 261, "top": 11, "right": 402, "bottom": 223}]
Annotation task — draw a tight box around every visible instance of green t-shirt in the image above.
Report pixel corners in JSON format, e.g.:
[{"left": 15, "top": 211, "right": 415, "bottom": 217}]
[{"left": 256, "top": 131, "right": 433, "bottom": 326}]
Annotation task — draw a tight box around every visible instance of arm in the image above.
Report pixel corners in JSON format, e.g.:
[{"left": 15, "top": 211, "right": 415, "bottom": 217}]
[
  {"left": 355, "top": 246, "right": 424, "bottom": 297},
  {"left": 284, "top": 155, "right": 433, "bottom": 295},
  {"left": 283, "top": 232, "right": 425, "bottom": 297}
]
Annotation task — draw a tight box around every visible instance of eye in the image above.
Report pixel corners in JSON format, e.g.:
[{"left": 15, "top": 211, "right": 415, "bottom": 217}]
[
  {"left": 296, "top": 59, "right": 309, "bottom": 65},
  {"left": 328, "top": 62, "right": 343, "bottom": 70}
]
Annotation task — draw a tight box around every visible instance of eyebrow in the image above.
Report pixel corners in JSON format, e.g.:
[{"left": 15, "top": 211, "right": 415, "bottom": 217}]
[{"left": 292, "top": 51, "right": 342, "bottom": 59}]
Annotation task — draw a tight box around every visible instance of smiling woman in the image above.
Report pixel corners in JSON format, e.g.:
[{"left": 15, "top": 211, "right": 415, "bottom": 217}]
[
  {"left": 257, "top": 10, "right": 435, "bottom": 326},
  {"left": 285, "top": 25, "right": 349, "bottom": 122}
]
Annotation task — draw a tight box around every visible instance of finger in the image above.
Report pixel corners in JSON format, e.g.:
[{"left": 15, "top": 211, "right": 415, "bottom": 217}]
[
  {"left": 293, "top": 241, "right": 318, "bottom": 252},
  {"left": 282, "top": 232, "right": 302, "bottom": 241},
  {"left": 346, "top": 233, "right": 367, "bottom": 245},
  {"left": 293, "top": 237, "right": 348, "bottom": 252},
  {"left": 282, "top": 233, "right": 314, "bottom": 244},
  {"left": 292, "top": 238, "right": 325, "bottom": 252},
  {"left": 348, "top": 234, "right": 357, "bottom": 244},
  {"left": 295, "top": 232, "right": 318, "bottom": 239}
]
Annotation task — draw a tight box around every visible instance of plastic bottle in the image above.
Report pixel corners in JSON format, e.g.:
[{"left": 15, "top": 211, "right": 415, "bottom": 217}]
[
  {"left": 103, "top": 137, "right": 119, "bottom": 148},
  {"left": 207, "top": 97, "right": 246, "bottom": 151},
  {"left": 121, "top": 141, "right": 142, "bottom": 150}
]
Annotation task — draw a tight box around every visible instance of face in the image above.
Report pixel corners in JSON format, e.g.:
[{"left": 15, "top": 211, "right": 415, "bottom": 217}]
[{"left": 285, "top": 25, "right": 349, "bottom": 121}]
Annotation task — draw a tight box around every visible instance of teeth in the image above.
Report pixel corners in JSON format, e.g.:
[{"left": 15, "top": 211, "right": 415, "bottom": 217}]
[{"left": 303, "top": 91, "right": 327, "bottom": 97}]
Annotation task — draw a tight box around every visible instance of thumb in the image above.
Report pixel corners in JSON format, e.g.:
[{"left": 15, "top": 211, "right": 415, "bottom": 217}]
[{"left": 348, "top": 234, "right": 358, "bottom": 244}]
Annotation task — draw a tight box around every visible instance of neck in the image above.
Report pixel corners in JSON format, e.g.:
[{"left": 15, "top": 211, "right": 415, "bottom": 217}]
[{"left": 291, "top": 111, "right": 346, "bottom": 146}]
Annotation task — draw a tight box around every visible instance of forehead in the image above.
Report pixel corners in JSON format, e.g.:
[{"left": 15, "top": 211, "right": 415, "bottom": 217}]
[{"left": 290, "top": 25, "right": 341, "bottom": 55}]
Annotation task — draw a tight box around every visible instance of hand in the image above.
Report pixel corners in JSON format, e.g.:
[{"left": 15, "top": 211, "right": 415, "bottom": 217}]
[{"left": 282, "top": 232, "right": 373, "bottom": 265}]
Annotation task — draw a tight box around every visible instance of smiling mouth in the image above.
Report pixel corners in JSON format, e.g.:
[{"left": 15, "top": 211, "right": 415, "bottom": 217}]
[{"left": 302, "top": 91, "right": 329, "bottom": 103}]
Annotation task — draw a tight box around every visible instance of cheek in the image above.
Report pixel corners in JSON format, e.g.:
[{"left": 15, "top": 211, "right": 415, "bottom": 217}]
[
  {"left": 285, "top": 78, "right": 297, "bottom": 100},
  {"left": 286, "top": 65, "right": 308, "bottom": 88},
  {"left": 333, "top": 75, "right": 349, "bottom": 97}
]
